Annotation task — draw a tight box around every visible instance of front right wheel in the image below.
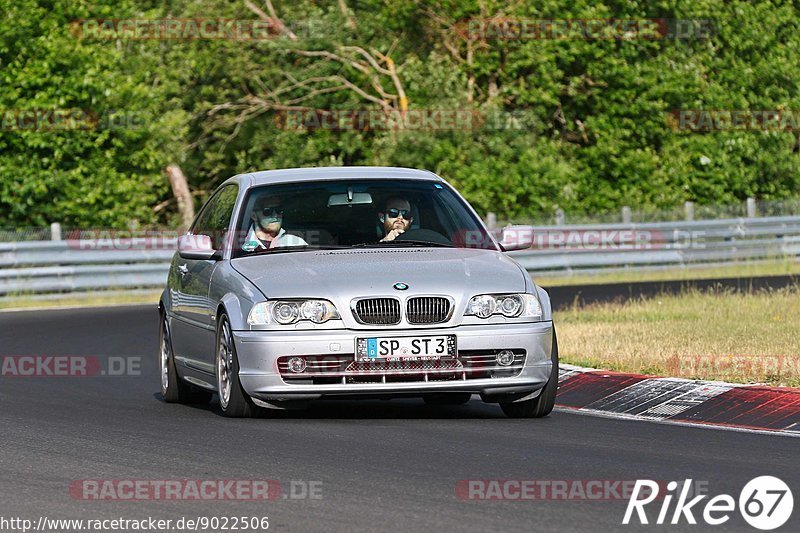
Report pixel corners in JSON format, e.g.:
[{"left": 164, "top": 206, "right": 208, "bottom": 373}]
[
  {"left": 500, "top": 329, "right": 559, "bottom": 418},
  {"left": 216, "top": 313, "right": 257, "bottom": 418}
]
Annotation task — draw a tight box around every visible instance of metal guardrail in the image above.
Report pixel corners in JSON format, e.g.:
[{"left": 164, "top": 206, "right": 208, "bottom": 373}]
[
  {"left": 508, "top": 216, "right": 800, "bottom": 276},
  {"left": 0, "top": 240, "right": 175, "bottom": 296},
  {"left": 1, "top": 216, "right": 799, "bottom": 296}
]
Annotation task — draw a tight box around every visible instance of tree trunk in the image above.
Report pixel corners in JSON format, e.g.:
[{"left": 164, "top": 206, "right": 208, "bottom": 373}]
[{"left": 165, "top": 164, "right": 195, "bottom": 231}]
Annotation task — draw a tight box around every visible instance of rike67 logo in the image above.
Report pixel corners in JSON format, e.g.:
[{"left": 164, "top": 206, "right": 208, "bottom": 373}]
[{"left": 624, "top": 476, "right": 793, "bottom": 530}]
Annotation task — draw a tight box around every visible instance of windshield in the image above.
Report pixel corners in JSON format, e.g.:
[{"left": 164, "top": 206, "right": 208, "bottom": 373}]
[{"left": 231, "top": 179, "right": 497, "bottom": 257}]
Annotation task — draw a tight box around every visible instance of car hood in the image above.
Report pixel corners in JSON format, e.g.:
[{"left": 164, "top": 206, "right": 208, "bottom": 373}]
[{"left": 231, "top": 248, "right": 527, "bottom": 301}]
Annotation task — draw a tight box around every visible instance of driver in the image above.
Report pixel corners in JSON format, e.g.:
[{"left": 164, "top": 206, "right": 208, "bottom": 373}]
[
  {"left": 379, "top": 197, "right": 413, "bottom": 242},
  {"left": 242, "top": 194, "right": 308, "bottom": 251}
]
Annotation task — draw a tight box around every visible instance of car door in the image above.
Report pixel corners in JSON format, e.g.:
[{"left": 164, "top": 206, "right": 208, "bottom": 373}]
[{"left": 170, "top": 184, "right": 239, "bottom": 374}]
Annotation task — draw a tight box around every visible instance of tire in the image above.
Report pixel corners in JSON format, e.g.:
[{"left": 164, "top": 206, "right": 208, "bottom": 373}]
[
  {"left": 500, "top": 328, "right": 559, "bottom": 419},
  {"left": 423, "top": 393, "right": 472, "bottom": 406},
  {"left": 159, "top": 313, "right": 212, "bottom": 404},
  {"left": 216, "top": 313, "right": 257, "bottom": 418}
]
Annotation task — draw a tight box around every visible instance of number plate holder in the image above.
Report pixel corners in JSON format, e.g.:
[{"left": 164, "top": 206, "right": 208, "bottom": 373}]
[{"left": 355, "top": 335, "right": 457, "bottom": 361}]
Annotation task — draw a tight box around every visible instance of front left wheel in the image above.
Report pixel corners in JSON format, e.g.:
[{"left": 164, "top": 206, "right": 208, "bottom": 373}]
[
  {"left": 160, "top": 313, "right": 212, "bottom": 404},
  {"left": 216, "top": 314, "right": 257, "bottom": 418}
]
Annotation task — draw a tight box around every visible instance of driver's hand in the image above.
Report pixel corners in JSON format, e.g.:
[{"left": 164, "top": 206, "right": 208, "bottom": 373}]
[{"left": 381, "top": 229, "right": 404, "bottom": 242}]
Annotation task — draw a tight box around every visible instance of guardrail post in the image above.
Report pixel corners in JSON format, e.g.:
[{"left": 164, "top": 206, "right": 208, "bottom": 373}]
[
  {"left": 746, "top": 197, "right": 757, "bottom": 218},
  {"left": 486, "top": 212, "right": 497, "bottom": 230},
  {"left": 555, "top": 208, "right": 565, "bottom": 226},
  {"left": 50, "top": 222, "right": 62, "bottom": 241},
  {"left": 684, "top": 201, "right": 695, "bottom": 221},
  {"left": 621, "top": 206, "right": 631, "bottom": 224}
]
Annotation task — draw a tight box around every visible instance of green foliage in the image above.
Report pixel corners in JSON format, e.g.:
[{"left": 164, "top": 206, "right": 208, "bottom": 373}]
[
  {"left": 2, "top": 0, "right": 799, "bottom": 227},
  {"left": 0, "top": 0, "right": 175, "bottom": 227}
]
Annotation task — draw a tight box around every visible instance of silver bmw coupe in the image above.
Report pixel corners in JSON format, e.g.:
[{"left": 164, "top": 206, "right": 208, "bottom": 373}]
[{"left": 159, "top": 167, "right": 558, "bottom": 418}]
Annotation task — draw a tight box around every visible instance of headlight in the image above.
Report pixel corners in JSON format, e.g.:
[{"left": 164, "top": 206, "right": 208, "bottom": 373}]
[
  {"left": 247, "top": 300, "right": 340, "bottom": 325},
  {"left": 466, "top": 294, "right": 496, "bottom": 318},
  {"left": 465, "top": 293, "right": 542, "bottom": 320}
]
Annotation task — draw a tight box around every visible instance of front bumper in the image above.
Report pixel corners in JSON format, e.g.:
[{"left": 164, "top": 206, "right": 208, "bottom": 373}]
[{"left": 234, "top": 321, "right": 554, "bottom": 401}]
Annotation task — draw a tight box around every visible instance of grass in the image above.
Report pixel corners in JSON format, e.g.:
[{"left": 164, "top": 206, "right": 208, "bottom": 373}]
[
  {"left": 555, "top": 286, "right": 800, "bottom": 387},
  {"left": 536, "top": 259, "right": 800, "bottom": 287},
  {"left": 0, "top": 290, "right": 162, "bottom": 311}
]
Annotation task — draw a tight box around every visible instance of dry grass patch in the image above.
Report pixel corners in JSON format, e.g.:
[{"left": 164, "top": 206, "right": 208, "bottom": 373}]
[
  {"left": 0, "top": 290, "right": 161, "bottom": 311},
  {"left": 537, "top": 259, "right": 800, "bottom": 287},
  {"left": 555, "top": 286, "right": 800, "bottom": 386}
]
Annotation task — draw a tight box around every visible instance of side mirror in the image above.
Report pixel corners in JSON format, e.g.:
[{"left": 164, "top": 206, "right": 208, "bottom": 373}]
[
  {"left": 498, "top": 226, "right": 533, "bottom": 252},
  {"left": 178, "top": 234, "right": 217, "bottom": 260}
]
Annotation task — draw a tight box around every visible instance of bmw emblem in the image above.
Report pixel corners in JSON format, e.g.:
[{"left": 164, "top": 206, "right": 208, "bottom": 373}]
[{"left": 393, "top": 282, "right": 409, "bottom": 291}]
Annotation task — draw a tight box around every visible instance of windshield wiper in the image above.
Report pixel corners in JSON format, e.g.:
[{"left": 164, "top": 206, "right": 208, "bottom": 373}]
[{"left": 236, "top": 244, "right": 349, "bottom": 257}]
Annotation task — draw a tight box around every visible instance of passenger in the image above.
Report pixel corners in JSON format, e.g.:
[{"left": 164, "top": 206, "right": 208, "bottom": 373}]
[{"left": 242, "top": 194, "right": 308, "bottom": 251}]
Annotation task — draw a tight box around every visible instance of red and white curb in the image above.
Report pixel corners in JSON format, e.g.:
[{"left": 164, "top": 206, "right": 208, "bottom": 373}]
[{"left": 556, "top": 364, "right": 800, "bottom": 436}]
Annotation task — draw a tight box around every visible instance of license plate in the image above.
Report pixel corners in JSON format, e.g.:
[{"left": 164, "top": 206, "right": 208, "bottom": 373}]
[{"left": 356, "top": 335, "right": 456, "bottom": 361}]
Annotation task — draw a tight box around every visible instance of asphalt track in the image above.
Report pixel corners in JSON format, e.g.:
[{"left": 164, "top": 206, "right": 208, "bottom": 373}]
[{"left": 1, "top": 306, "right": 798, "bottom": 532}]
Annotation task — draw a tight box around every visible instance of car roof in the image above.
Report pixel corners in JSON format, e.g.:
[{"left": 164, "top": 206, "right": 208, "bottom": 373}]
[{"left": 222, "top": 166, "right": 445, "bottom": 189}]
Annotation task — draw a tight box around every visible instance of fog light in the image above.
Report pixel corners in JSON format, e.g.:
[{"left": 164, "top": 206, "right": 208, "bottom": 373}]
[
  {"left": 287, "top": 357, "right": 306, "bottom": 373},
  {"left": 496, "top": 350, "right": 515, "bottom": 366}
]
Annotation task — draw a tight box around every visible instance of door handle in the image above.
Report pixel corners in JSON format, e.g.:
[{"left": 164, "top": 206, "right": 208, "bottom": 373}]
[{"left": 178, "top": 264, "right": 189, "bottom": 275}]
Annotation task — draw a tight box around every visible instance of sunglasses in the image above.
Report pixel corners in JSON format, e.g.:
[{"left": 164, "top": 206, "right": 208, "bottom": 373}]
[
  {"left": 258, "top": 206, "right": 284, "bottom": 217},
  {"left": 386, "top": 208, "right": 411, "bottom": 218}
]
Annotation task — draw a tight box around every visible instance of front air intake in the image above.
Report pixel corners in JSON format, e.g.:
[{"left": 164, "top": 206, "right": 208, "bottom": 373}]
[
  {"left": 406, "top": 296, "right": 451, "bottom": 324},
  {"left": 353, "top": 298, "right": 401, "bottom": 325}
]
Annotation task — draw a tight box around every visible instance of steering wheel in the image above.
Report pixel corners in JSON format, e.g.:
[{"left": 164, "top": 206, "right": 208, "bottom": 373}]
[{"left": 394, "top": 228, "right": 452, "bottom": 246}]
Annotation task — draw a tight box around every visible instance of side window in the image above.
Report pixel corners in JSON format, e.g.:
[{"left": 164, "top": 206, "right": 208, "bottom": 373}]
[
  {"left": 190, "top": 193, "right": 220, "bottom": 236},
  {"left": 208, "top": 185, "right": 239, "bottom": 234},
  {"left": 190, "top": 185, "right": 239, "bottom": 249}
]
